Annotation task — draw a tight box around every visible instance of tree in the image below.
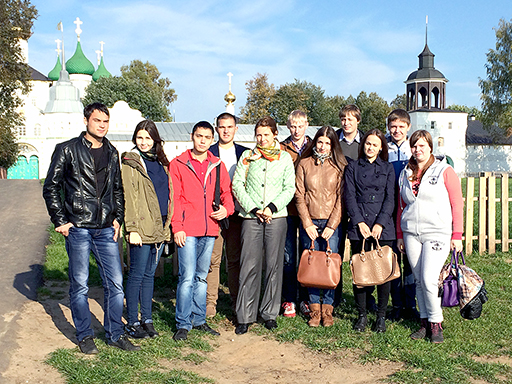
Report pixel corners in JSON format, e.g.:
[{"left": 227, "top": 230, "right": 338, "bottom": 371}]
[
  {"left": 84, "top": 60, "right": 176, "bottom": 121},
  {"left": 479, "top": 18, "right": 512, "bottom": 140},
  {"left": 0, "top": 0, "right": 38, "bottom": 169},
  {"left": 239, "top": 73, "right": 276, "bottom": 124},
  {"left": 269, "top": 80, "right": 329, "bottom": 126},
  {"left": 390, "top": 94, "right": 407, "bottom": 110},
  {"left": 355, "top": 92, "right": 391, "bottom": 133},
  {"left": 448, "top": 104, "right": 483, "bottom": 120}
]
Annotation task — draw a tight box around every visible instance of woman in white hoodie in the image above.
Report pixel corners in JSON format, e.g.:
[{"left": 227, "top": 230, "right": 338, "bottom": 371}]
[{"left": 397, "top": 130, "right": 463, "bottom": 344}]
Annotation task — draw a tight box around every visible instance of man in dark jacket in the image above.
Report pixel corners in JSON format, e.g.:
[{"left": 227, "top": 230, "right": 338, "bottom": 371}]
[
  {"left": 206, "top": 112, "right": 248, "bottom": 316},
  {"left": 43, "top": 103, "right": 138, "bottom": 354}
]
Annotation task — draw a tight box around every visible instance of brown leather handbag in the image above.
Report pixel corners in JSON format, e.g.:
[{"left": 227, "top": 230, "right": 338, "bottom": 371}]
[
  {"left": 297, "top": 240, "right": 342, "bottom": 290},
  {"left": 350, "top": 238, "right": 400, "bottom": 287}
]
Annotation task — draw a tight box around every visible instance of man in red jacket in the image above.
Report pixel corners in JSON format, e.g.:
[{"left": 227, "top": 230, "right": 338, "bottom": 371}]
[{"left": 170, "top": 121, "right": 234, "bottom": 341}]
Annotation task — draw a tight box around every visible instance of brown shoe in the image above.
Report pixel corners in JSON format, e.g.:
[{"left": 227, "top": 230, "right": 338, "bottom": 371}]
[
  {"left": 308, "top": 303, "right": 321, "bottom": 327},
  {"left": 321, "top": 304, "right": 334, "bottom": 327}
]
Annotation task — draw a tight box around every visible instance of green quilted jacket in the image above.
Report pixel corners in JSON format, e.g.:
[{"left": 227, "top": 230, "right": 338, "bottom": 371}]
[{"left": 232, "top": 148, "right": 296, "bottom": 219}]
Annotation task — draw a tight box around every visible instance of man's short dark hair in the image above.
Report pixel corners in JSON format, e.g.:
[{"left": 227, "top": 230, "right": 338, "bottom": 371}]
[
  {"left": 339, "top": 104, "right": 361, "bottom": 122},
  {"left": 192, "top": 121, "right": 214, "bottom": 135},
  {"left": 387, "top": 108, "right": 411, "bottom": 126},
  {"left": 84, "top": 102, "right": 110, "bottom": 120},
  {"left": 216, "top": 112, "right": 238, "bottom": 126}
]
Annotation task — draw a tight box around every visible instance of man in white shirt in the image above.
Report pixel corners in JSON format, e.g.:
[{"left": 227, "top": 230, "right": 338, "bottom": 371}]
[{"left": 206, "top": 112, "right": 248, "bottom": 317}]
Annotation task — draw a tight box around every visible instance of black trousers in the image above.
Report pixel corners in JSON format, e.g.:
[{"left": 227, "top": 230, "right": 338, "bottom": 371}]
[{"left": 350, "top": 238, "right": 393, "bottom": 317}]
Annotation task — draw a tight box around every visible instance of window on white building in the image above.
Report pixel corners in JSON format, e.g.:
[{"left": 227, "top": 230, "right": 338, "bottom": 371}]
[
  {"left": 431, "top": 121, "right": 436, "bottom": 129},
  {"left": 34, "top": 124, "right": 41, "bottom": 136},
  {"left": 448, "top": 122, "right": 453, "bottom": 129},
  {"left": 438, "top": 137, "right": 444, "bottom": 147}
]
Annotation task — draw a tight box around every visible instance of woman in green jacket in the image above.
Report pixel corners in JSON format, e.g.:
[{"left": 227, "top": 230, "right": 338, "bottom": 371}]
[
  {"left": 121, "top": 120, "right": 173, "bottom": 339},
  {"left": 232, "top": 116, "right": 295, "bottom": 334}
]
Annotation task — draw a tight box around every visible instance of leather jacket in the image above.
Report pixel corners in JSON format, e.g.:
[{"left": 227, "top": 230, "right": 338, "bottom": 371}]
[
  {"left": 43, "top": 132, "right": 124, "bottom": 229},
  {"left": 295, "top": 156, "right": 344, "bottom": 230}
]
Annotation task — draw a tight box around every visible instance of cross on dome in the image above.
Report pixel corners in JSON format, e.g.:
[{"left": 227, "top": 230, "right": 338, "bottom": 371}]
[{"left": 74, "top": 17, "right": 83, "bottom": 38}]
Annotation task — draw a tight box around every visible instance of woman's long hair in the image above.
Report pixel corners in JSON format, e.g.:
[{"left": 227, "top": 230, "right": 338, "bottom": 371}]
[
  {"left": 301, "top": 126, "right": 347, "bottom": 172},
  {"left": 358, "top": 129, "right": 388, "bottom": 161},
  {"left": 407, "top": 129, "right": 434, "bottom": 183},
  {"left": 131, "top": 120, "right": 169, "bottom": 166}
]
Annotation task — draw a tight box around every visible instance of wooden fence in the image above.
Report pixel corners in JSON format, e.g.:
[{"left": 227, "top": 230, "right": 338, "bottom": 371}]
[{"left": 464, "top": 173, "right": 511, "bottom": 255}]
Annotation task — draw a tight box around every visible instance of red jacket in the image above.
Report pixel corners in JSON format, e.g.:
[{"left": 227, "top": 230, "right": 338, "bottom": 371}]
[{"left": 170, "top": 150, "right": 234, "bottom": 237}]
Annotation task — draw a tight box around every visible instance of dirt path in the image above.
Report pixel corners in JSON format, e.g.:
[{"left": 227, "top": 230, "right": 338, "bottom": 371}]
[{"left": 2, "top": 285, "right": 403, "bottom": 384}]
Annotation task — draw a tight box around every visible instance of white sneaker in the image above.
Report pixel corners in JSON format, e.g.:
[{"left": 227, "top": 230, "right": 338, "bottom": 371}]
[{"left": 282, "top": 302, "right": 296, "bottom": 318}]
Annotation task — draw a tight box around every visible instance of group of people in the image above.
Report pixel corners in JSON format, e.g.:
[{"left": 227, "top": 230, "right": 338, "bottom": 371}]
[{"left": 42, "top": 101, "right": 463, "bottom": 355}]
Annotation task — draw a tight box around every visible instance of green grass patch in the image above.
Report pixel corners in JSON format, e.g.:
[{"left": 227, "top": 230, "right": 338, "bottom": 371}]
[{"left": 43, "top": 225, "right": 512, "bottom": 383}]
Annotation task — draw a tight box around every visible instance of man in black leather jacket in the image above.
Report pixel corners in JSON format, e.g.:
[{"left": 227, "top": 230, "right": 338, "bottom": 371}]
[{"left": 43, "top": 103, "right": 138, "bottom": 353}]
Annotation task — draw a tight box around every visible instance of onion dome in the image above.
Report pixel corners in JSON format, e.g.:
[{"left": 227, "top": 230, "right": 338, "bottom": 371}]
[
  {"left": 48, "top": 56, "right": 62, "bottom": 81},
  {"left": 92, "top": 56, "right": 111, "bottom": 81},
  {"left": 66, "top": 41, "right": 95, "bottom": 75},
  {"left": 224, "top": 91, "right": 236, "bottom": 104},
  {"left": 406, "top": 43, "right": 446, "bottom": 81}
]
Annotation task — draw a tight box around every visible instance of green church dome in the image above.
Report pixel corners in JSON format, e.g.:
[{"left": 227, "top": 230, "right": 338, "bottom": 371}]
[
  {"left": 92, "top": 56, "right": 112, "bottom": 81},
  {"left": 66, "top": 41, "right": 95, "bottom": 75},
  {"left": 48, "top": 56, "right": 62, "bottom": 81}
]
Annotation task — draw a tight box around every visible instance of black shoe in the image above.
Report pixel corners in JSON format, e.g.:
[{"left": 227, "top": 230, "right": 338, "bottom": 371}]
[
  {"left": 264, "top": 319, "right": 278, "bottom": 330},
  {"left": 235, "top": 323, "right": 249, "bottom": 335},
  {"left": 142, "top": 322, "right": 159, "bottom": 338},
  {"left": 78, "top": 335, "right": 99, "bottom": 354},
  {"left": 124, "top": 323, "right": 149, "bottom": 339},
  {"left": 373, "top": 316, "right": 386, "bottom": 333},
  {"left": 403, "top": 307, "right": 420, "bottom": 321},
  {"left": 192, "top": 323, "right": 220, "bottom": 336},
  {"left": 353, "top": 315, "right": 367, "bottom": 332},
  {"left": 173, "top": 328, "right": 188, "bottom": 341},
  {"left": 386, "top": 307, "right": 402, "bottom": 322},
  {"left": 108, "top": 334, "right": 141, "bottom": 351}
]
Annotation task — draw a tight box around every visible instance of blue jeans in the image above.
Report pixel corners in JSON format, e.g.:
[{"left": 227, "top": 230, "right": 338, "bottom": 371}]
[
  {"left": 125, "top": 242, "right": 164, "bottom": 325},
  {"left": 283, "top": 216, "right": 300, "bottom": 303},
  {"left": 299, "top": 219, "right": 339, "bottom": 306},
  {"left": 175, "top": 236, "right": 215, "bottom": 331},
  {"left": 65, "top": 226, "right": 124, "bottom": 342}
]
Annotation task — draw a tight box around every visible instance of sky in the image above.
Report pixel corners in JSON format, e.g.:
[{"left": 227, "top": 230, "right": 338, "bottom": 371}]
[{"left": 27, "top": 0, "right": 512, "bottom": 123}]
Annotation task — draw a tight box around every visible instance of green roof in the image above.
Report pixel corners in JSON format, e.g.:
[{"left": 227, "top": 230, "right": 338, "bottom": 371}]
[
  {"left": 66, "top": 41, "right": 95, "bottom": 75},
  {"left": 92, "top": 56, "right": 112, "bottom": 81},
  {"left": 48, "top": 56, "right": 62, "bottom": 81}
]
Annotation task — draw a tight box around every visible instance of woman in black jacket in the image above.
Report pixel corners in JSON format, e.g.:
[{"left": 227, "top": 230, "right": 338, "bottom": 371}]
[{"left": 344, "top": 129, "right": 395, "bottom": 333}]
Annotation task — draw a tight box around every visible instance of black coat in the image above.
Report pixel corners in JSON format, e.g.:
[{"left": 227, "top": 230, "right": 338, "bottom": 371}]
[
  {"left": 43, "top": 132, "right": 124, "bottom": 229},
  {"left": 344, "top": 157, "right": 395, "bottom": 241}
]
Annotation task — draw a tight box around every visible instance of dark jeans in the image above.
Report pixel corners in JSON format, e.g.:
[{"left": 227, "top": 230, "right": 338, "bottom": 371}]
[
  {"left": 299, "top": 219, "right": 339, "bottom": 305},
  {"left": 389, "top": 240, "right": 417, "bottom": 309},
  {"left": 125, "top": 242, "right": 164, "bottom": 325},
  {"left": 283, "top": 216, "right": 307, "bottom": 303},
  {"left": 350, "top": 238, "right": 393, "bottom": 317}
]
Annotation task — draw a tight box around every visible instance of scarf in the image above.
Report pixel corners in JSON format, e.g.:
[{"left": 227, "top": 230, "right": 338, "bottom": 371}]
[
  {"left": 138, "top": 147, "right": 158, "bottom": 162},
  {"left": 245, "top": 140, "right": 281, "bottom": 163},
  {"left": 313, "top": 147, "right": 331, "bottom": 165}
]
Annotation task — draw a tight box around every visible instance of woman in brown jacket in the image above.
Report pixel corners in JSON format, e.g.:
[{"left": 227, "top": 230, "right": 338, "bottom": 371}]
[{"left": 295, "top": 126, "right": 347, "bottom": 327}]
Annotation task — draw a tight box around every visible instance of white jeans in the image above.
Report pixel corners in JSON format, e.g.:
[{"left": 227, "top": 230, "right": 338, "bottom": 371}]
[{"left": 403, "top": 233, "right": 450, "bottom": 323}]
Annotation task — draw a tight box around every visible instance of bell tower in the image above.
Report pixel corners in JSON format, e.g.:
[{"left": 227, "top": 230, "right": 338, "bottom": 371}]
[{"left": 405, "top": 17, "right": 448, "bottom": 111}]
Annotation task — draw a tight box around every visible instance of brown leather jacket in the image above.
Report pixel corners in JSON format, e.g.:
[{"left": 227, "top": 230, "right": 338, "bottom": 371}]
[{"left": 295, "top": 156, "right": 344, "bottom": 230}]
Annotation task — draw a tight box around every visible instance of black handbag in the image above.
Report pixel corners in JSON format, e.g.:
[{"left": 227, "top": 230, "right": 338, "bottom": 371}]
[{"left": 214, "top": 165, "right": 229, "bottom": 230}]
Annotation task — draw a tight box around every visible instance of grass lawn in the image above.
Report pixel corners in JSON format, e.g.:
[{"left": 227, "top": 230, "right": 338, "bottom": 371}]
[{"left": 42, "top": 225, "right": 512, "bottom": 384}]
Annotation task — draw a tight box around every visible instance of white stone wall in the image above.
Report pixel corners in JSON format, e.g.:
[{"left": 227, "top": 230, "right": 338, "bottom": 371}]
[
  {"left": 409, "top": 110, "right": 468, "bottom": 175},
  {"left": 466, "top": 145, "right": 512, "bottom": 175}
]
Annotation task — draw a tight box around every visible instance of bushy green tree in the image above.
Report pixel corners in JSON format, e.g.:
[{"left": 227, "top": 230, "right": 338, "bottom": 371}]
[
  {"left": 448, "top": 104, "right": 483, "bottom": 120},
  {"left": 356, "top": 91, "right": 391, "bottom": 133},
  {"left": 239, "top": 73, "right": 276, "bottom": 124},
  {"left": 270, "top": 80, "right": 329, "bottom": 126},
  {"left": 84, "top": 60, "right": 176, "bottom": 121},
  {"left": 479, "top": 18, "right": 512, "bottom": 140},
  {"left": 0, "top": 0, "right": 38, "bottom": 169},
  {"left": 390, "top": 94, "right": 407, "bottom": 110}
]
